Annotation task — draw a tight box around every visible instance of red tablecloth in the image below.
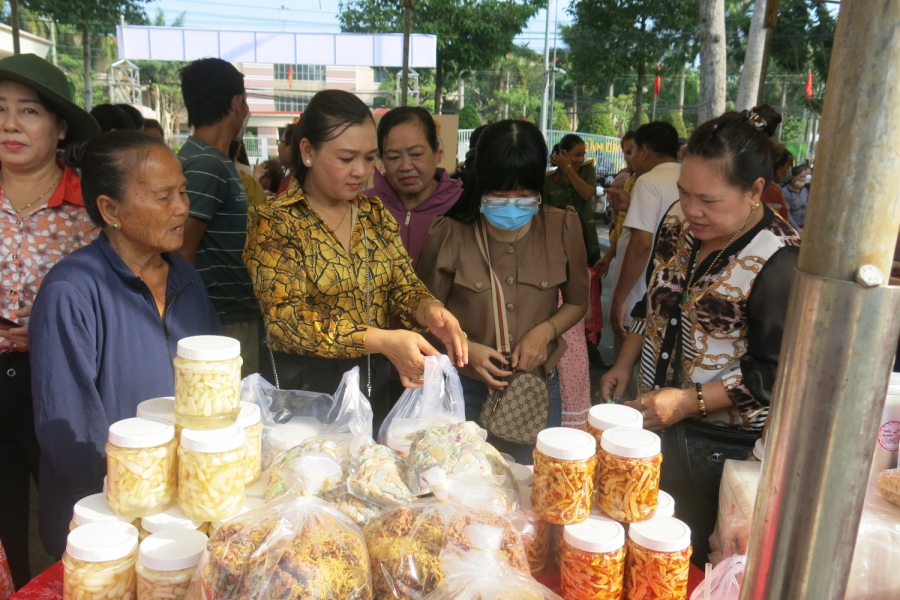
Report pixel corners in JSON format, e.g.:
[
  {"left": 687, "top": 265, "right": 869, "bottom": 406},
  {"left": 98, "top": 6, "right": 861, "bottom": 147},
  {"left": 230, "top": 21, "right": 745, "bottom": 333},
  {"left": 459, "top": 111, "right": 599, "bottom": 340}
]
[{"left": 14, "top": 560, "right": 703, "bottom": 599}]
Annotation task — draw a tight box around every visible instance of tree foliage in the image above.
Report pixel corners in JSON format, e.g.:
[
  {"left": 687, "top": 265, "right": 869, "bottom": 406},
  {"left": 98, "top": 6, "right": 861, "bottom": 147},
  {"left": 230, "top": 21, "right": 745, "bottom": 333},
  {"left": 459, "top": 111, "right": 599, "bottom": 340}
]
[
  {"left": 661, "top": 110, "right": 689, "bottom": 138},
  {"left": 458, "top": 104, "right": 481, "bottom": 128},
  {"left": 579, "top": 104, "right": 617, "bottom": 137}
]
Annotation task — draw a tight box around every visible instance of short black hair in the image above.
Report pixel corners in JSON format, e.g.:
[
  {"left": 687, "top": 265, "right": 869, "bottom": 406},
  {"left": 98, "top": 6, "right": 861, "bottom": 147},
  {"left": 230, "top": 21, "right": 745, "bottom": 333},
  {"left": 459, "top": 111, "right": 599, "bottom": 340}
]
[
  {"left": 377, "top": 106, "right": 439, "bottom": 156},
  {"left": 143, "top": 118, "right": 164, "bottom": 136},
  {"left": 792, "top": 164, "right": 810, "bottom": 177},
  {"left": 180, "top": 58, "right": 245, "bottom": 128},
  {"left": 445, "top": 119, "right": 547, "bottom": 225},
  {"left": 90, "top": 104, "right": 137, "bottom": 133},
  {"left": 633, "top": 122, "right": 680, "bottom": 159},
  {"left": 621, "top": 130, "right": 636, "bottom": 143},
  {"left": 259, "top": 159, "right": 284, "bottom": 193},
  {"left": 64, "top": 131, "right": 172, "bottom": 227},
  {"left": 553, "top": 133, "right": 585, "bottom": 155},
  {"left": 116, "top": 104, "right": 144, "bottom": 129}
]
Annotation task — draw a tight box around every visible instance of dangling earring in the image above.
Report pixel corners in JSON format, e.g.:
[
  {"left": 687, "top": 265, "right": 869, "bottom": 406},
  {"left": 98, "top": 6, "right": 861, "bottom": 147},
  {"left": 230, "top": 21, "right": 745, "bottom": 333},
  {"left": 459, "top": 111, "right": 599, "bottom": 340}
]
[{"left": 110, "top": 224, "right": 120, "bottom": 231}]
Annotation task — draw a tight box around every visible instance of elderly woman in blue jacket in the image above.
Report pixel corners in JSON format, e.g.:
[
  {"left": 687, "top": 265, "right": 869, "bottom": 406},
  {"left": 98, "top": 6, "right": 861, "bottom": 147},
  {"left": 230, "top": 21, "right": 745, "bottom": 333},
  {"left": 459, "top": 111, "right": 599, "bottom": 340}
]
[{"left": 29, "top": 131, "right": 221, "bottom": 557}]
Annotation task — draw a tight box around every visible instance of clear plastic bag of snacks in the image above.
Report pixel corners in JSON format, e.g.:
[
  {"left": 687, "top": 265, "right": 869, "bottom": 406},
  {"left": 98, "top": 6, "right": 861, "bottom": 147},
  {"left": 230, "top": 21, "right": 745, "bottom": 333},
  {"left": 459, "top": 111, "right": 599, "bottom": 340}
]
[
  {"left": 364, "top": 468, "right": 528, "bottom": 600},
  {"left": 347, "top": 443, "right": 414, "bottom": 507},
  {"left": 378, "top": 356, "right": 465, "bottom": 458},
  {"left": 422, "top": 523, "right": 562, "bottom": 600},
  {"left": 264, "top": 439, "right": 347, "bottom": 501},
  {"left": 624, "top": 517, "right": 692, "bottom": 600},
  {"left": 185, "top": 468, "right": 373, "bottom": 600}
]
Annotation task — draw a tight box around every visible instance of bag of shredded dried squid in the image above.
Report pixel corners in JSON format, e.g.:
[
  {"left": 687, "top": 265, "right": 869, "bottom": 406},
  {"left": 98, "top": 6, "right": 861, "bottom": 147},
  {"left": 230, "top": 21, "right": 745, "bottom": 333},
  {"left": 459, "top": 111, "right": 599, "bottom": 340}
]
[{"left": 363, "top": 468, "right": 529, "bottom": 600}]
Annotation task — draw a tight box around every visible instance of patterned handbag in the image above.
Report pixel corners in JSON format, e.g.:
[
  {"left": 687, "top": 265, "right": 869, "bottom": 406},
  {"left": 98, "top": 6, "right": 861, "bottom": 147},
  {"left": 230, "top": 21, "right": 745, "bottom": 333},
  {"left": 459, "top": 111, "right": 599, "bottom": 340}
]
[{"left": 473, "top": 217, "right": 550, "bottom": 444}]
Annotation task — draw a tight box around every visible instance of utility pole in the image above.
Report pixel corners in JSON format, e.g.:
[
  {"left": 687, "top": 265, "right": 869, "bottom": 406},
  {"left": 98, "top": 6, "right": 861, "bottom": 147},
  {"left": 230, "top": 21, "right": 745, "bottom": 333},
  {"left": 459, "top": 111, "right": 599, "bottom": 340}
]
[
  {"left": 539, "top": 0, "right": 552, "bottom": 137},
  {"left": 457, "top": 75, "right": 464, "bottom": 110},
  {"left": 549, "top": 43, "right": 557, "bottom": 131},
  {"left": 400, "top": 0, "right": 414, "bottom": 106},
  {"left": 50, "top": 20, "right": 57, "bottom": 65},
  {"left": 741, "top": 1, "right": 900, "bottom": 598},
  {"left": 757, "top": 0, "right": 780, "bottom": 101},
  {"left": 10, "top": 0, "right": 20, "bottom": 55}
]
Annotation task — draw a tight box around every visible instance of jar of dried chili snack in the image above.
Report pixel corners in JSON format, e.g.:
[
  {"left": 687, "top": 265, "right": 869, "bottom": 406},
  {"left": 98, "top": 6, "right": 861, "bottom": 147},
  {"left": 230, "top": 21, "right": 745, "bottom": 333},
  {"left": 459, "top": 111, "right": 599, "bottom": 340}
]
[
  {"left": 596, "top": 427, "right": 662, "bottom": 523},
  {"left": 586, "top": 404, "right": 643, "bottom": 449},
  {"left": 560, "top": 516, "right": 626, "bottom": 600},
  {"left": 625, "top": 517, "right": 692, "bottom": 600},
  {"left": 532, "top": 428, "right": 596, "bottom": 525}
]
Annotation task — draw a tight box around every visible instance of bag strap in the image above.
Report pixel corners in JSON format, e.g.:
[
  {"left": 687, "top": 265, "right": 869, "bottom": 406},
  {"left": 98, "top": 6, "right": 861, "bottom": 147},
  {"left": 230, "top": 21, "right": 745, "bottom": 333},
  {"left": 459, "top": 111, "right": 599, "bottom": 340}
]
[{"left": 474, "top": 218, "right": 511, "bottom": 355}]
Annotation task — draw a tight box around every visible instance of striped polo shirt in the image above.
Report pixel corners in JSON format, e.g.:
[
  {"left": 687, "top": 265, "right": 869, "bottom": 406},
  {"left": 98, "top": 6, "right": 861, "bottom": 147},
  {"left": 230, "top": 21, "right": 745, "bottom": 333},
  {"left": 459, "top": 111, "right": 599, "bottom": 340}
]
[{"left": 178, "top": 136, "right": 260, "bottom": 324}]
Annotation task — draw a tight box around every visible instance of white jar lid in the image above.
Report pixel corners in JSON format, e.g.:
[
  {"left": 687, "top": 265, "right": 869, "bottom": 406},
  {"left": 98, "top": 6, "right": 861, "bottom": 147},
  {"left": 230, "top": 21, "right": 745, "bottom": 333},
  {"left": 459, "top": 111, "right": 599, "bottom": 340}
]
[
  {"left": 245, "top": 478, "right": 267, "bottom": 499},
  {"left": 500, "top": 452, "right": 516, "bottom": 464},
  {"left": 509, "top": 463, "right": 533, "bottom": 487},
  {"left": 589, "top": 404, "right": 644, "bottom": 432},
  {"left": 564, "top": 516, "right": 625, "bottom": 554},
  {"left": 753, "top": 438, "right": 765, "bottom": 461},
  {"left": 536, "top": 428, "right": 596, "bottom": 461},
  {"left": 211, "top": 498, "right": 264, "bottom": 530},
  {"left": 237, "top": 402, "right": 261, "bottom": 429},
  {"left": 601, "top": 427, "right": 661, "bottom": 459},
  {"left": 629, "top": 516, "right": 692, "bottom": 553},
  {"left": 139, "top": 529, "right": 208, "bottom": 571},
  {"left": 176, "top": 335, "right": 240, "bottom": 361},
  {"left": 181, "top": 425, "right": 245, "bottom": 453},
  {"left": 141, "top": 505, "right": 204, "bottom": 533},
  {"left": 656, "top": 491, "right": 675, "bottom": 518},
  {"left": 66, "top": 522, "right": 139, "bottom": 563},
  {"left": 136, "top": 397, "right": 175, "bottom": 423},
  {"left": 109, "top": 418, "right": 175, "bottom": 449},
  {"left": 73, "top": 493, "right": 133, "bottom": 527},
  {"left": 268, "top": 421, "right": 320, "bottom": 451}
]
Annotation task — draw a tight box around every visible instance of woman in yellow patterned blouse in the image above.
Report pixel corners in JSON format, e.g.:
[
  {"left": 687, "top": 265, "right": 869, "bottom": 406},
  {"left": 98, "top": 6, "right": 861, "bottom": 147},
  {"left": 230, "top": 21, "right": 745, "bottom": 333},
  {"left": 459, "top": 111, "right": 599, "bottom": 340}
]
[{"left": 245, "top": 90, "right": 467, "bottom": 426}]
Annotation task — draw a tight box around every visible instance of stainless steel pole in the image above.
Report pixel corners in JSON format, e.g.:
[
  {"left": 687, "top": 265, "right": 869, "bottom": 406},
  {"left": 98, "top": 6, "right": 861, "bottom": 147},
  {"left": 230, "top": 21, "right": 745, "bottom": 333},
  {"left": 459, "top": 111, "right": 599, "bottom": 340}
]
[
  {"left": 539, "top": 0, "right": 552, "bottom": 137},
  {"left": 400, "top": 0, "right": 413, "bottom": 107},
  {"left": 741, "top": 1, "right": 900, "bottom": 598}
]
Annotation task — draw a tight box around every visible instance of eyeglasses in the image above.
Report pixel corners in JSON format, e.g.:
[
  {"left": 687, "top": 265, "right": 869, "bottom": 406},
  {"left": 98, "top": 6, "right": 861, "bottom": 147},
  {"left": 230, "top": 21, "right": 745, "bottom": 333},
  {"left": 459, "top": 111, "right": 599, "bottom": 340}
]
[{"left": 482, "top": 195, "right": 542, "bottom": 208}]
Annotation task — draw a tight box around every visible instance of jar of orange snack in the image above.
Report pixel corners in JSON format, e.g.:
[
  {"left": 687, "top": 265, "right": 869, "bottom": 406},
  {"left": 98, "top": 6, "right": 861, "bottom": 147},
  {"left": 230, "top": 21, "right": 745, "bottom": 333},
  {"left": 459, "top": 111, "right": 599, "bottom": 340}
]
[
  {"left": 514, "top": 492, "right": 551, "bottom": 576},
  {"left": 625, "top": 517, "right": 692, "bottom": 600},
  {"left": 586, "top": 404, "right": 643, "bottom": 449},
  {"left": 532, "top": 428, "right": 596, "bottom": 525},
  {"left": 596, "top": 427, "right": 661, "bottom": 523},
  {"left": 560, "top": 516, "right": 626, "bottom": 600}
]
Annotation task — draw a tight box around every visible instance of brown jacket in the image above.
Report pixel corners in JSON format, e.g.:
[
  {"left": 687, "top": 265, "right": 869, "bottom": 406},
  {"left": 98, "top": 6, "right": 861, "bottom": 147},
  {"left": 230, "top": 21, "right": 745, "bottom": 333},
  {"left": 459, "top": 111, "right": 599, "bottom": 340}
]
[{"left": 417, "top": 206, "right": 589, "bottom": 379}]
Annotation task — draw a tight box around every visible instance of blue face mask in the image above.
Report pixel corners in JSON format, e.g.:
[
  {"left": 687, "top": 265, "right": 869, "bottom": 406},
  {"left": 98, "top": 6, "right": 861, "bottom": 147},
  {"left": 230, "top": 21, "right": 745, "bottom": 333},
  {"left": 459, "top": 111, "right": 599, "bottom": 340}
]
[{"left": 480, "top": 202, "right": 540, "bottom": 231}]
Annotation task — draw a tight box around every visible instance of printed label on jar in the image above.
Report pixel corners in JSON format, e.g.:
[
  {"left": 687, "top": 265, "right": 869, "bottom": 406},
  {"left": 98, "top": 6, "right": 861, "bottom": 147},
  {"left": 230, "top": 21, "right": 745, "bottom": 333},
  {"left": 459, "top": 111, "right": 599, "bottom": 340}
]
[{"left": 879, "top": 421, "right": 900, "bottom": 452}]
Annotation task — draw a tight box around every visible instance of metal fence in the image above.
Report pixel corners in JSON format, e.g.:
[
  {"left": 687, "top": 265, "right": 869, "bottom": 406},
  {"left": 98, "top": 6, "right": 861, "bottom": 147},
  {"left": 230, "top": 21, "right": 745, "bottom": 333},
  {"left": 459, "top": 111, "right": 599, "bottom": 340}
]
[
  {"left": 457, "top": 129, "right": 626, "bottom": 175},
  {"left": 169, "top": 133, "right": 273, "bottom": 161}
]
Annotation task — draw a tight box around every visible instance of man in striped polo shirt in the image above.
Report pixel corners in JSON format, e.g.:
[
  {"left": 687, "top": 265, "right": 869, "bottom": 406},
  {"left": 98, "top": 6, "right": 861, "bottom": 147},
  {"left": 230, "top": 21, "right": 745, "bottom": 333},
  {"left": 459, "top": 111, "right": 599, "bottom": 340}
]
[{"left": 175, "top": 58, "right": 262, "bottom": 376}]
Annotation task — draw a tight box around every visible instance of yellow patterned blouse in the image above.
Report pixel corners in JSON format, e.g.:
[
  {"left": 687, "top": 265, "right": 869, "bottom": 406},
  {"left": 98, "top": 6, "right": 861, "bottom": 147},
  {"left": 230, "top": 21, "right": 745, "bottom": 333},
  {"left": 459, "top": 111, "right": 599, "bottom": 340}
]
[{"left": 244, "top": 182, "right": 435, "bottom": 359}]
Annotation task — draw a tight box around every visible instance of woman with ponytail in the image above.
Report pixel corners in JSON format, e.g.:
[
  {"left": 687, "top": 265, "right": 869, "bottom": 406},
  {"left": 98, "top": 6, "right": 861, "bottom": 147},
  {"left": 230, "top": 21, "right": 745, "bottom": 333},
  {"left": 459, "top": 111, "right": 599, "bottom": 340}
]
[{"left": 601, "top": 104, "right": 800, "bottom": 565}]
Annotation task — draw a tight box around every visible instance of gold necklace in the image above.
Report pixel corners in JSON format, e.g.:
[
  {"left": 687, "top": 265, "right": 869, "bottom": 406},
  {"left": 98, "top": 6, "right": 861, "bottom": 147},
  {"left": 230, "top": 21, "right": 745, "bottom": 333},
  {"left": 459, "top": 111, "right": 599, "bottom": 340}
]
[
  {"left": 680, "top": 204, "right": 759, "bottom": 307},
  {"left": 332, "top": 202, "right": 351, "bottom": 233},
  {"left": 12, "top": 170, "right": 63, "bottom": 215}
]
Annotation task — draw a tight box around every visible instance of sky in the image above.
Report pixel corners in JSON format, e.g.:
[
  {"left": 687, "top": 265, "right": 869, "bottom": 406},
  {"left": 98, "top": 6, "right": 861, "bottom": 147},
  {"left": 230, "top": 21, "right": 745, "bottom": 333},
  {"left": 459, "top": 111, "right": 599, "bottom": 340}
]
[{"left": 150, "top": 0, "right": 571, "bottom": 54}]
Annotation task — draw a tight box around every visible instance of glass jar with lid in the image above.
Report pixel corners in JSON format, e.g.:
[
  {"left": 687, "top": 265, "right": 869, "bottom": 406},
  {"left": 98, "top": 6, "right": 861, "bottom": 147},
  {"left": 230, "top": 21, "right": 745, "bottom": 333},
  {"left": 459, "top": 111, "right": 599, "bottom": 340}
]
[
  {"left": 596, "top": 427, "right": 662, "bottom": 523},
  {"left": 560, "top": 516, "right": 626, "bottom": 600},
  {"left": 586, "top": 404, "right": 643, "bottom": 449},
  {"left": 532, "top": 428, "right": 597, "bottom": 525},
  {"left": 69, "top": 493, "right": 136, "bottom": 532},
  {"left": 137, "top": 397, "right": 175, "bottom": 424},
  {"left": 656, "top": 491, "right": 675, "bottom": 519},
  {"left": 139, "top": 505, "right": 207, "bottom": 542},
  {"left": 106, "top": 418, "right": 178, "bottom": 519},
  {"left": 624, "top": 517, "right": 692, "bottom": 599},
  {"left": 63, "top": 521, "right": 139, "bottom": 600},
  {"left": 177, "top": 425, "right": 247, "bottom": 522},
  {"left": 238, "top": 402, "right": 263, "bottom": 485},
  {"left": 136, "top": 529, "right": 208, "bottom": 600},
  {"left": 173, "top": 336, "right": 242, "bottom": 430}
]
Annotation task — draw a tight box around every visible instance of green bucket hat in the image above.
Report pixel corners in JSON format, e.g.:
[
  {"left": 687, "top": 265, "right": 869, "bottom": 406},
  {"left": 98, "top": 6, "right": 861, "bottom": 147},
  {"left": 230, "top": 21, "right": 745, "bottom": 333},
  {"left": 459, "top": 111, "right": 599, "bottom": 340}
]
[{"left": 0, "top": 53, "right": 101, "bottom": 145}]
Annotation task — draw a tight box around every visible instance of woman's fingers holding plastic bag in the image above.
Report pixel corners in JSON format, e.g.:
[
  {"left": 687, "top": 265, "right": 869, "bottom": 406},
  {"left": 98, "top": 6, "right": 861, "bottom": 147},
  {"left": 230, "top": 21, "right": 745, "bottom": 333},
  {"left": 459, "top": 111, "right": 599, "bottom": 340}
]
[{"left": 423, "top": 304, "right": 469, "bottom": 368}]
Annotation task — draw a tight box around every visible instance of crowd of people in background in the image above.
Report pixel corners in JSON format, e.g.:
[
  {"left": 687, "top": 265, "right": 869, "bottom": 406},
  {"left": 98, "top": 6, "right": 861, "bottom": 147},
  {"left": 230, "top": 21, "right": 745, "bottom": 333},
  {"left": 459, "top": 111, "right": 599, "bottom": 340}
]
[{"left": 0, "top": 49, "right": 813, "bottom": 587}]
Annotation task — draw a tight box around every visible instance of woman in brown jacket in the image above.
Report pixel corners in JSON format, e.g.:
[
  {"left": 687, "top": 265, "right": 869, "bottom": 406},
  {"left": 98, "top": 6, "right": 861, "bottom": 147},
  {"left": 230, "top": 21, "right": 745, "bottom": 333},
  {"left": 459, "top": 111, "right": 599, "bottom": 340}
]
[{"left": 417, "top": 120, "right": 589, "bottom": 462}]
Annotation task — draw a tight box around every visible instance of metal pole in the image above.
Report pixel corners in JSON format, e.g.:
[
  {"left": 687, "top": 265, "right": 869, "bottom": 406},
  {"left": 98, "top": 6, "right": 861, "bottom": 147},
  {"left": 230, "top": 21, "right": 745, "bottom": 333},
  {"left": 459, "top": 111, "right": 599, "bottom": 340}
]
[
  {"left": 539, "top": 0, "right": 552, "bottom": 137},
  {"left": 651, "top": 94, "right": 657, "bottom": 121},
  {"left": 741, "top": 1, "right": 900, "bottom": 598},
  {"left": 10, "top": 0, "right": 20, "bottom": 55},
  {"left": 50, "top": 20, "right": 57, "bottom": 65},
  {"left": 400, "top": 0, "right": 413, "bottom": 107}
]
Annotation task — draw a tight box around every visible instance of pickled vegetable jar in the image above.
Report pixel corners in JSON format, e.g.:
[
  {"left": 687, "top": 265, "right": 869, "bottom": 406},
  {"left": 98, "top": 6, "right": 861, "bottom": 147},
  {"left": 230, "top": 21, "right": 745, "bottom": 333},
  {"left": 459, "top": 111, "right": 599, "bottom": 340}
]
[
  {"left": 596, "top": 427, "right": 662, "bottom": 523},
  {"left": 106, "top": 418, "right": 178, "bottom": 519},
  {"left": 136, "top": 529, "right": 208, "bottom": 600},
  {"left": 532, "top": 428, "right": 597, "bottom": 525},
  {"left": 586, "top": 404, "right": 643, "bottom": 449},
  {"left": 238, "top": 402, "right": 263, "bottom": 485},
  {"left": 173, "top": 336, "right": 242, "bottom": 430},
  {"left": 136, "top": 397, "right": 175, "bottom": 424},
  {"left": 177, "top": 426, "right": 246, "bottom": 522},
  {"left": 70, "top": 493, "right": 136, "bottom": 532},
  {"left": 560, "top": 516, "right": 626, "bottom": 600},
  {"left": 139, "top": 505, "right": 206, "bottom": 542},
  {"left": 625, "top": 517, "right": 692, "bottom": 600},
  {"left": 63, "top": 521, "right": 139, "bottom": 600}
]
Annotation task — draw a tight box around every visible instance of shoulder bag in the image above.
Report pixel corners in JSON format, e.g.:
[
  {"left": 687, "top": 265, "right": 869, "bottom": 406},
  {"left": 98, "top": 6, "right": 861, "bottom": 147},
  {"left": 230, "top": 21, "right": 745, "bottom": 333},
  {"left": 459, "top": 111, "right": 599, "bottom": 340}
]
[{"left": 474, "top": 217, "right": 550, "bottom": 445}]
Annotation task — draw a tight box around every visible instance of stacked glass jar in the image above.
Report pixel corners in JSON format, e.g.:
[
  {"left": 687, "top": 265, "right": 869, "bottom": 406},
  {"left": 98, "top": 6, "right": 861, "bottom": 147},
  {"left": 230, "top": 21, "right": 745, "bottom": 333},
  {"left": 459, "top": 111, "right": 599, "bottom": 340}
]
[
  {"left": 625, "top": 517, "right": 693, "bottom": 599},
  {"left": 106, "top": 418, "right": 178, "bottom": 519},
  {"left": 596, "top": 427, "right": 662, "bottom": 523},
  {"left": 63, "top": 522, "right": 140, "bottom": 600},
  {"left": 173, "top": 336, "right": 242, "bottom": 431},
  {"left": 532, "top": 428, "right": 597, "bottom": 525},
  {"left": 136, "top": 529, "right": 208, "bottom": 600},
  {"left": 177, "top": 426, "right": 247, "bottom": 522},
  {"left": 560, "top": 516, "right": 627, "bottom": 600}
]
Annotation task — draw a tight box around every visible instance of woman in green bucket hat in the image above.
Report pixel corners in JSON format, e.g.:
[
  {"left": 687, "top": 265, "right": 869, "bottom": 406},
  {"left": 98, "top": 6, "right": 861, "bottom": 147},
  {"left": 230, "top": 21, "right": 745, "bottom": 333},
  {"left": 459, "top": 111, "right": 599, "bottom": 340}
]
[{"left": 0, "top": 53, "right": 100, "bottom": 588}]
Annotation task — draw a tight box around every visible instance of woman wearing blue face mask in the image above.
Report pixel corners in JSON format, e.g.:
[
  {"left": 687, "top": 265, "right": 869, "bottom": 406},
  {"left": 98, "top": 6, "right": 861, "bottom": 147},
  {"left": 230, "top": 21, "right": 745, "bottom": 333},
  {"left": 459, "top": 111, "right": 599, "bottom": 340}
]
[{"left": 417, "top": 120, "right": 589, "bottom": 462}]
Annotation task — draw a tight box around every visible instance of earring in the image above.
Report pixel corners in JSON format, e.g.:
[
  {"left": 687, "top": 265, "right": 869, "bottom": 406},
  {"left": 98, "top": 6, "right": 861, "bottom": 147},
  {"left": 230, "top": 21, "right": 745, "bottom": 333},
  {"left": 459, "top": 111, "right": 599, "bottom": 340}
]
[
  {"left": 110, "top": 224, "right": 119, "bottom": 231},
  {"left": 306, "top": 160, "right": 311, "bottom": 165}
]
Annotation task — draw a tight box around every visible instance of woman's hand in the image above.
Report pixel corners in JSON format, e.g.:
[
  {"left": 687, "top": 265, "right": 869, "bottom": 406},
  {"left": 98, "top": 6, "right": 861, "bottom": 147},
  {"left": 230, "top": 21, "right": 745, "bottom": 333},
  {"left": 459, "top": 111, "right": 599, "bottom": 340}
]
[
  {"left": 468, "top": 341, "right": 512, "bottom": 391},
  {"left": 0, "top": 305, "right": 31, "bottom": 347},
  {"left": 600, "top": 362, "right": 632, "bottom": 402},
  {"left": 551, "top": 149, "right": 573, "bottom": 172},
  {"left": 366, "top": 328, "right": 439, "bottom": 389},
  {"left": 421, "top": 301, "right": 469, "bottom": 368},
  {"left": 625, "top": 387, "right": 696, "bottom": 431},
  {"left": 511, "top": 322, "right": 552, "bottom": 373}
]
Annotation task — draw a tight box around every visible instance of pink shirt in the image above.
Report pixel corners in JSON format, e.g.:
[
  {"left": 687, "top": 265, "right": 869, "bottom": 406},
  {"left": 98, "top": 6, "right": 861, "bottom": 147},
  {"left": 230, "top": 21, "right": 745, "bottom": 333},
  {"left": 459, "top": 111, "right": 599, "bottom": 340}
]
[{"left": 0, "top": 163, "right": 98, "bottom": 353}]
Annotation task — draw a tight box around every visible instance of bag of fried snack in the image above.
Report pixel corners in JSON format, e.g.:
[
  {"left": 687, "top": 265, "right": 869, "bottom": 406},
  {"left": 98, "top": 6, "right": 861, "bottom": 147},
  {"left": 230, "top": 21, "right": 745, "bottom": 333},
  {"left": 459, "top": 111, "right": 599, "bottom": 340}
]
[
  {"left": 423, "top": 523, "right": 562, "bottom": 600},
  {"left": 347, "top": 443, "right": 415, "bottom": 507},
  {"left": 186, "top": 460, "right": 373, "bottom": 600},
  {"left": 378, "top": 356, "right": 465, "bottom": 458},
  {"left": 364, "top": 468, "right": 529, "bottom": 600}
]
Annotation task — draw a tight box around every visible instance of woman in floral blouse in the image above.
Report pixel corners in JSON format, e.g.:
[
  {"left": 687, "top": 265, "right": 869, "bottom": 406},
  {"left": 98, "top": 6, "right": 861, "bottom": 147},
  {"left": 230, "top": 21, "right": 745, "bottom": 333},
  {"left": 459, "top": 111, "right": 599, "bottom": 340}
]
[{"left": 0, "top": 54, "right": 100, "bottom": 587}]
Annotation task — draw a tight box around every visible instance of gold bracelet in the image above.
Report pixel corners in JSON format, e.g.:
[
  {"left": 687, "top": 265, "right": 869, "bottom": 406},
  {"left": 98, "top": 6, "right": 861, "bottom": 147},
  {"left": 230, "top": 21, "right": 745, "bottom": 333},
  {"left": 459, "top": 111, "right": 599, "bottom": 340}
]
[
  {"left": 696, "top": 382, "right": 707, "bottom": 418},
  {"left": 546, "top": 319, "right": 558, "bottom": 339}
]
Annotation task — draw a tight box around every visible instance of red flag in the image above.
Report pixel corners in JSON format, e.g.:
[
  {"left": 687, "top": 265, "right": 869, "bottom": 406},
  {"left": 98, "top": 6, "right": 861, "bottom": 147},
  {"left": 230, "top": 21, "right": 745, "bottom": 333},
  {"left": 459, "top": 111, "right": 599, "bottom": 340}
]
[
  {"left": 288, "top": 65, "right": 293, "bottom": 89},
  {"left": 653, "top": 64, "right": 661, "bottom": 99},
  {"left": 805, "top": 70, "right": 813, "bottom": 99}
]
